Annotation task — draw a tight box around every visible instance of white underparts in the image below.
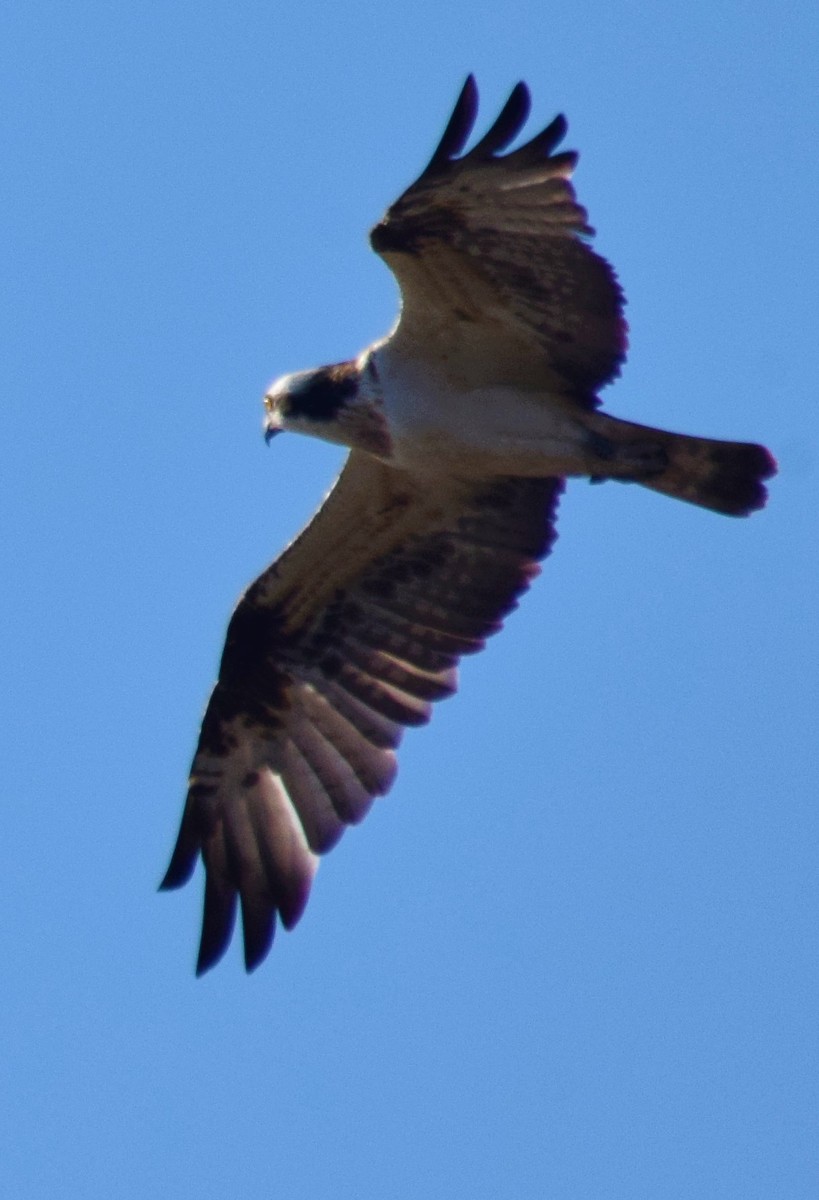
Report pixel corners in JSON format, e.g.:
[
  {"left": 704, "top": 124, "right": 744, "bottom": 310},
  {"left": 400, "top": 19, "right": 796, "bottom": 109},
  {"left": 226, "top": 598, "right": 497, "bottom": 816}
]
[{"left": 367, "top": 348, "right": 608, "bottom": 478}]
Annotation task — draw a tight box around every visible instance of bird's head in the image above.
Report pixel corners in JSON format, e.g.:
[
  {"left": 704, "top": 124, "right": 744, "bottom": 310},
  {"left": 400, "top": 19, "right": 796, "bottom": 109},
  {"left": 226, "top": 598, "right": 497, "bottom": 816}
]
[{"left": 263, "top": 362, "right": 360, "bottom": 445}]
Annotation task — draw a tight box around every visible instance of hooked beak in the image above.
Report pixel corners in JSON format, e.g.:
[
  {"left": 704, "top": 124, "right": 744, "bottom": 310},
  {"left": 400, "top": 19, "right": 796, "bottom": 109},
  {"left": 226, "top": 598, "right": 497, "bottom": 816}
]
[
  {"left": 263, "top": 405, "right": 283, "bottom": 444},
  {"left": 263, "top": 389, "right": 283, "bottom": 444}
]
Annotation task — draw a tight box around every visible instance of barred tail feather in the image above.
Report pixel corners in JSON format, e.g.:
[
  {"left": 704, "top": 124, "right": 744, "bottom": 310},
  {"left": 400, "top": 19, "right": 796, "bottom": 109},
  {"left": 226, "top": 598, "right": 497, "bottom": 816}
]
[
  {"left": 587, "top": 413, "right": 777, "bottom": 517},
  {"left": 638, "top": 436, "right": 775, "bottom": 516}
]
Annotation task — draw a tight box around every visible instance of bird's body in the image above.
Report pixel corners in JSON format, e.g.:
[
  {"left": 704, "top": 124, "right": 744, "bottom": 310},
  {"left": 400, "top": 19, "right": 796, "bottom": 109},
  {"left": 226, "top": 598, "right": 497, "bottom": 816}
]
[
  {"left": 162, "top": 78, "right": 775, "bottom": 974},
  {"left": 267, "top": 342, "right": 769, "bottom": 511},
  {"left": 268, "top": 350, "right": 601, "bottom": 478}
]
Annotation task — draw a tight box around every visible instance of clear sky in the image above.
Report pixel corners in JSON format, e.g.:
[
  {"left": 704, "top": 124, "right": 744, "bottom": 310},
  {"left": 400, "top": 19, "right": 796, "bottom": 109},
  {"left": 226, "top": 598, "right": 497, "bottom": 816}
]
[{"left": 3, "top": 2, "right": 817, "bottom": 1197}]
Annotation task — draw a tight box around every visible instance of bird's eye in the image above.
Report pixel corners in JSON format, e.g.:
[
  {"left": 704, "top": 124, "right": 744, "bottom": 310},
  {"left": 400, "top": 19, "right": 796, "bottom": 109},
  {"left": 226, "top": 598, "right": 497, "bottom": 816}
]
[{"left": 263, "top": 395, "right": 274, "bottom": 413}]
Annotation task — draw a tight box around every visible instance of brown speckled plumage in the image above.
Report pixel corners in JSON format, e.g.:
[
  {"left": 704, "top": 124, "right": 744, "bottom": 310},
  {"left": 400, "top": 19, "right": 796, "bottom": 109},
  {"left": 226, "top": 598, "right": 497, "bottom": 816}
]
[{"left": 162, "top": 78, "right": 775, "bottom": 974}]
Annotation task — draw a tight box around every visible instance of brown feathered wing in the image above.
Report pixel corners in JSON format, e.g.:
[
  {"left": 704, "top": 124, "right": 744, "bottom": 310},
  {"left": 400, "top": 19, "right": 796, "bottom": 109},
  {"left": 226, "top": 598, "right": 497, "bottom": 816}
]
[
  {"left": 370, "top": 76, "right": 627, "bottom": 401},
  {"left": 162, "top": 452, "right": 563, "bottom": 973}
]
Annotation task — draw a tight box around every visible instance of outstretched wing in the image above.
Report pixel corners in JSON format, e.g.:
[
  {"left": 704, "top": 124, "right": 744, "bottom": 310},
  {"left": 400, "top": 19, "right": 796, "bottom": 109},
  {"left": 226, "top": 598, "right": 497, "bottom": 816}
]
[
  {"left": 161, "top": 452, "right": 563, "bottom": 974},
  {"left": 370, "top": 76, "right": 627, "bottom": 401}
]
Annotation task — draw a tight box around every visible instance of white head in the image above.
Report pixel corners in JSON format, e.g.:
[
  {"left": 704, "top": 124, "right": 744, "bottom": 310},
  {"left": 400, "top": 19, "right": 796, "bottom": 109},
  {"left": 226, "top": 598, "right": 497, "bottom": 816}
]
[{"left": 263, "top": 363, "right": 360, "bottom": 445}]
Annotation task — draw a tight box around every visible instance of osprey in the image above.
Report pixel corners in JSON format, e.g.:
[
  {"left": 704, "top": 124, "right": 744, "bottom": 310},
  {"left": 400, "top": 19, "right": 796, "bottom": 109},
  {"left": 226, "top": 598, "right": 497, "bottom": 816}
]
[{"left": 162, "top": 77, "right": 775, "bottom": 974}]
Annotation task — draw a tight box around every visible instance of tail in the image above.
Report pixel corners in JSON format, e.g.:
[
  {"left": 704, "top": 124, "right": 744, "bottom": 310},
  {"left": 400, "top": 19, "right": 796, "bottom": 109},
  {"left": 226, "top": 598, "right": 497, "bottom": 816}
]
[{"left": 583, "top": 411, "right": 776, "bottom": 517}]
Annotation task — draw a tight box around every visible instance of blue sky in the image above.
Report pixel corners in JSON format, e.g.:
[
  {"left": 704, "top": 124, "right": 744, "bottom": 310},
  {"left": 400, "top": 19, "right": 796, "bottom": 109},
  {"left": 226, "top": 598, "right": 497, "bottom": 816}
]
[{"left": 3, "top": 2, "right": 817, "bottom": 1197}]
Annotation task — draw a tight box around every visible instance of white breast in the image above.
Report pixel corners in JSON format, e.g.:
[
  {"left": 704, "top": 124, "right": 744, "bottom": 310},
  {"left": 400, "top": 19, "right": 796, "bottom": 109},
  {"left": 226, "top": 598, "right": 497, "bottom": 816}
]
[{"left": 369, "top": 343, "right": 592, "bottom": 479}]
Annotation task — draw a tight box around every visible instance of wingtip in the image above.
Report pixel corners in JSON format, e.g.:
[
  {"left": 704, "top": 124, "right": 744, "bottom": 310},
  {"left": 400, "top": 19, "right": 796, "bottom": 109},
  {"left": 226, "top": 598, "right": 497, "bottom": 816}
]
[
  {"left": 243, "top": 942, "right": 272, "bottom": 975},
  {"left": 422, "top": 75, "right": 480, "bottom": 174},
  {"left": 467, "top": 81, "right": 531, "bottom": 159},
  {"left": 158, "top": 845, "right": 197, "bottom": 892},
  {"left": 240, "top": 895, "right": 277, "bottom": 973},
  {"left": 195, "top": 933, "right": 230, "bottom": 977},
  {"left": 193, "top": 875, "right": 238, "bottom": 976},
  {"left": 194, "top": 904, "right": 275, "bottom": 976},
  {"left": 511, "top": 80, "right": 531, "bottom": 104}
]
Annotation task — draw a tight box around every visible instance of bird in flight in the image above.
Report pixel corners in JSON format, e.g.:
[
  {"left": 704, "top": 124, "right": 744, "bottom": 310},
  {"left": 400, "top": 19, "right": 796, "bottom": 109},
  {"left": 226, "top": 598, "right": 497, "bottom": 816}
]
[{"left": 161, "top": 77, "right": 775, "bottom": 974}]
